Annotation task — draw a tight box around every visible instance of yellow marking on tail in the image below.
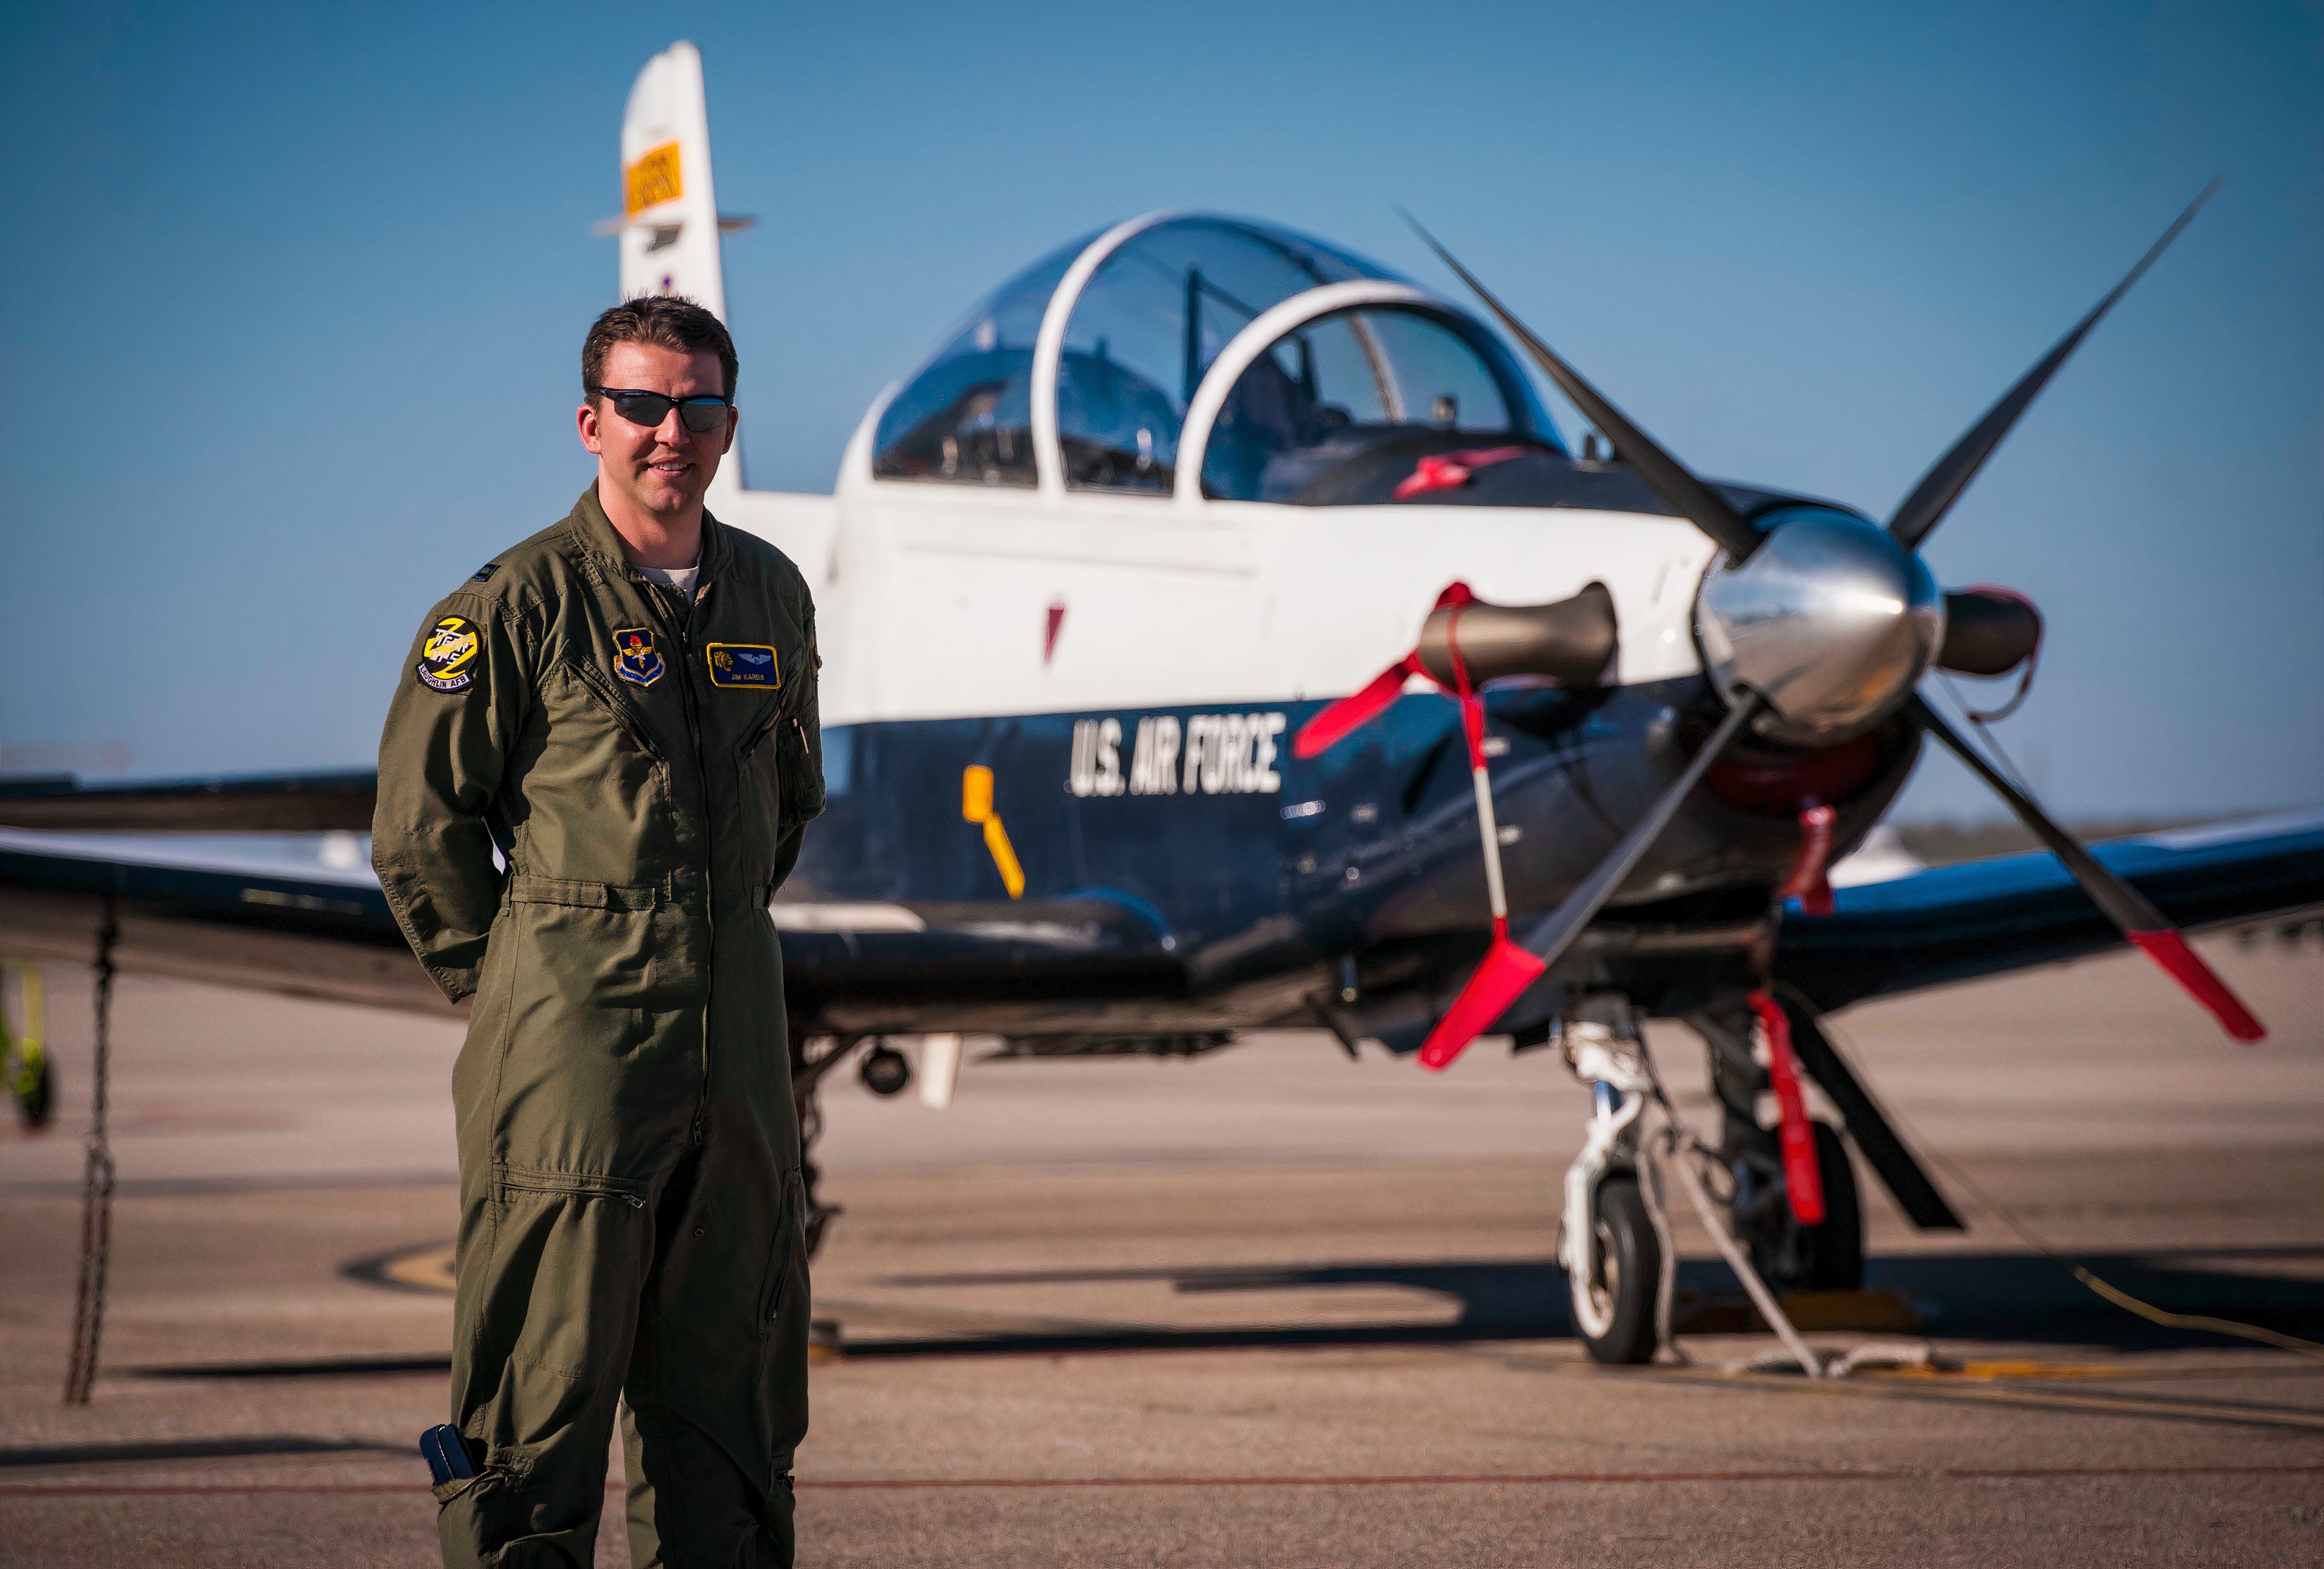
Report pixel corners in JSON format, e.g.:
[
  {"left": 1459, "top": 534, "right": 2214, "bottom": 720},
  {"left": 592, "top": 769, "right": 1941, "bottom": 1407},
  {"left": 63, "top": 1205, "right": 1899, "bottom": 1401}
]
[{"left": 624, "top": 142, "right": 683, "bottom": 215}]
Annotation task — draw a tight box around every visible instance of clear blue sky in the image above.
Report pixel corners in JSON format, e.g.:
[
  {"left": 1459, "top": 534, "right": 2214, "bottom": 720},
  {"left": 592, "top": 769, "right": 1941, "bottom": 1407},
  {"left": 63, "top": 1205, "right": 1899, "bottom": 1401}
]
[{"left": 3, "top": 1, "right": 2318, "bottom": 824}]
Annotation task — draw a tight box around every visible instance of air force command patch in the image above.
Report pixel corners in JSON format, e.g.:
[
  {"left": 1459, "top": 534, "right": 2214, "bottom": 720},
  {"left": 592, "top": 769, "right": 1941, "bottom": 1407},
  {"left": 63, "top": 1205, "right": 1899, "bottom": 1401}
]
[
  {"left": 416, "top": 616, "right": 481, "bottom": 692},
  {"left": 613, "top": 627, "right": 665, "bottom": 687},
  {"left": 705, "top": 643, "right": 779, "bottom": 689}
]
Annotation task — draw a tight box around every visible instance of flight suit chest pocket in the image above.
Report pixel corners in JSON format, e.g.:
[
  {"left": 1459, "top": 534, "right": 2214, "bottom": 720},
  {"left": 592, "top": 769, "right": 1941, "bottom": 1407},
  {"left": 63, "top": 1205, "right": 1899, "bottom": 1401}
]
[
  {"left": 546, "top": 663, "right": 664, "bottom": 788},
  {"left": 525, "top": 665, "right": 669, "bottom": 880}
]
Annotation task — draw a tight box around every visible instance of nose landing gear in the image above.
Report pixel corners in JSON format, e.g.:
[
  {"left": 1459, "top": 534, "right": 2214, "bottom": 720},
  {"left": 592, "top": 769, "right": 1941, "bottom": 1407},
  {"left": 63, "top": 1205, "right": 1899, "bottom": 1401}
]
[
  {"left": 1558, "top": 1006, "right": 1670, "bottom": 1366},
  {"left": 1557, "top": 995, "right": 1867, "bottom": 1366}
]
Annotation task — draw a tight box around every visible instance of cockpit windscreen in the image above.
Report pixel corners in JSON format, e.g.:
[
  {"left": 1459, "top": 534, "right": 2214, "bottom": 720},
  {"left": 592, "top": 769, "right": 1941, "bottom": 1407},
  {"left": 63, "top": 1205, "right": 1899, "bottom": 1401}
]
[{"left": 1202, "top": 305, "right": 1555, "bottom": 504}]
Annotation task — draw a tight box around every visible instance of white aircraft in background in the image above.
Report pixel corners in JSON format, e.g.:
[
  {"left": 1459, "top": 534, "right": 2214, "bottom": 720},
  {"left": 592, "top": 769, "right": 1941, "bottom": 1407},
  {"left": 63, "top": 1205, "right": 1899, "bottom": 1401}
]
[{"left": 5, "top": 41, "right": 2316, "bottom": 1366}]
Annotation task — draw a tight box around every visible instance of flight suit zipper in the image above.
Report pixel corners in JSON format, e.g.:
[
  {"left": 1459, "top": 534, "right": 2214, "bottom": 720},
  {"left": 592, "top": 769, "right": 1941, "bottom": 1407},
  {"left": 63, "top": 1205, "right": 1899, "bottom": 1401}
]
[{"left": 644, "top": 574, "right": 715, "bottom": 1149}]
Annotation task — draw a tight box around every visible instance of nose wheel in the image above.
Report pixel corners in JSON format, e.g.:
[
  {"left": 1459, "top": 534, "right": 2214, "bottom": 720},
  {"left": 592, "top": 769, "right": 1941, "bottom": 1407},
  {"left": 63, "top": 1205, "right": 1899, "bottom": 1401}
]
[
  {"left": 1559, "top": 996, "right": 1872, "bottom": 1367},
  {"left": 1576, "top": 1174, "right": 1661, "bottom": 1365},
  {"left": 1559, "top": 1009, "right": 1669, "bottom": 1366}
]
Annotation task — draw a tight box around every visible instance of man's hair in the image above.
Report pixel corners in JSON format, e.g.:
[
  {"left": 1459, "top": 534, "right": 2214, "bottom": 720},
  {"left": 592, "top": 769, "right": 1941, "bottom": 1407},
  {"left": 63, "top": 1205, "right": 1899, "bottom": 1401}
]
[{"left": 582, "top": 294, "right": 739, "bottom": 400}]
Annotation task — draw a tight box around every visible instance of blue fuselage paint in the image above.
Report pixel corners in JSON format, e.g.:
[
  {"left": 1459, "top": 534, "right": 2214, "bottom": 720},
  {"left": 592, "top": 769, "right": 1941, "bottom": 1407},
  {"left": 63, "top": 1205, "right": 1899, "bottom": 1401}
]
[{"left": 783, "top": 675, "right": 1920, "bottom": 1031}]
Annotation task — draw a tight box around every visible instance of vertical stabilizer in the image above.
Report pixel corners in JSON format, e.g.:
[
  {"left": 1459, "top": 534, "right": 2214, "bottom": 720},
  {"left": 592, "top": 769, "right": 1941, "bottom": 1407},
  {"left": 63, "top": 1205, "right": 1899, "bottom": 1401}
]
[
  {"left": 619, "top": 42, "right": 728, "bottom": 318},
  {"left": 617, "top": 41, "right": 753, "bottom": 495}
]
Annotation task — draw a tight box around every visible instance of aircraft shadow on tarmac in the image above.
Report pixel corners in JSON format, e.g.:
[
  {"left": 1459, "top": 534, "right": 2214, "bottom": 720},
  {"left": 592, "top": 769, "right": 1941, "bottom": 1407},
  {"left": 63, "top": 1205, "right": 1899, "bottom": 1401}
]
[
  {"left": 850, "top": 1246, "right": 2324, "bottom": 1361},
  {"left": 115, "top": 1243, "right": 2324, "bottom": 1381}
]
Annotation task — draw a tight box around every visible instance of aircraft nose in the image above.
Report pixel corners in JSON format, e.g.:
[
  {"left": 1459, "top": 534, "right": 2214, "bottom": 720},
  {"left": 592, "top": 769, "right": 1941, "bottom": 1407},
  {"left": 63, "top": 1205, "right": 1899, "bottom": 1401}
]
[{"left": 1695, "top": 508, "right": 1944, "bottom": 745}]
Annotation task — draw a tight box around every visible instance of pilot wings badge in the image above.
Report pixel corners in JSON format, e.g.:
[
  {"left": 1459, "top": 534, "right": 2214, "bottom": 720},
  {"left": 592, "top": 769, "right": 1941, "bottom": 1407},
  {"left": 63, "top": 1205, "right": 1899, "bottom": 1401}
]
[
  {"left": 416, "top": 615, "right": 481, "bottom": 692},
  {"left": 613, "top": 627, "right": 665, "bottom": 687}
]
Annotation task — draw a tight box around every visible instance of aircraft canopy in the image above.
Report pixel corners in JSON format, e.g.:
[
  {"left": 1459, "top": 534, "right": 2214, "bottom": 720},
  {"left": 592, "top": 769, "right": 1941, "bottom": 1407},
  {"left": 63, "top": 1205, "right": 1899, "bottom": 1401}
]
[{"left": 870, "top": 214, "right": 1557, "bottom": 501}]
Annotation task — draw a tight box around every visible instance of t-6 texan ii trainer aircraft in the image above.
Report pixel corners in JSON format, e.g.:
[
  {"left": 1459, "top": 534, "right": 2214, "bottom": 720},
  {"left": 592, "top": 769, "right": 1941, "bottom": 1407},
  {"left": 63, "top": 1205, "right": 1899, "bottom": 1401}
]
[{"left": 4, "top": 41, "right": 2318, "bottom": 1364}]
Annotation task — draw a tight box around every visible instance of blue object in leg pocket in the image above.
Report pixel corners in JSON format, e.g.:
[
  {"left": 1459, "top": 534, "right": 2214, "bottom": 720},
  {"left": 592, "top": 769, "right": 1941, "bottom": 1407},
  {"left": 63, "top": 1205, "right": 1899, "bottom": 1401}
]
[{"left": 420, "top": 1424, "right": 476, "bottom": 1485}]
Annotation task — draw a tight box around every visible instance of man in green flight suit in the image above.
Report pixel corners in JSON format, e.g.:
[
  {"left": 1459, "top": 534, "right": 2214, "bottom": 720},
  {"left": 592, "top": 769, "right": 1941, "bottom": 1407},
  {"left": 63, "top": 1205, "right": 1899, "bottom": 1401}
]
[{"left": 374, "top": 295, "right": 825, "bottom": 1568}]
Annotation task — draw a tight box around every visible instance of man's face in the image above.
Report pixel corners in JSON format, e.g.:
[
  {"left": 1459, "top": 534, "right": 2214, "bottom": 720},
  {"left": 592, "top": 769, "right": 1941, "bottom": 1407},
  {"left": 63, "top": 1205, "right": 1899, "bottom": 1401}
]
[{"left": 577, "top": 340, "right": 736, "bottom": 521}]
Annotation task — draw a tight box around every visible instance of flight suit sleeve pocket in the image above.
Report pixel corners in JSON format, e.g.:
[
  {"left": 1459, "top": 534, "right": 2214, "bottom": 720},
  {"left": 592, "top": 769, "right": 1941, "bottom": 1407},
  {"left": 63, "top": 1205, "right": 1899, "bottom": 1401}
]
[{"left": 776, "top": 712, "right": 824, "bottom": 829}]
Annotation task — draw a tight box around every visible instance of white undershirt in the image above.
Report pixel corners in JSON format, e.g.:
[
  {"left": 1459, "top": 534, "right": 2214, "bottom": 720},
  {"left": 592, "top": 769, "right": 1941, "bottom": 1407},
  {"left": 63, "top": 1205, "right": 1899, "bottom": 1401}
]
[{"left": 638, "top": 558, "right": 700, "bottom": 600}]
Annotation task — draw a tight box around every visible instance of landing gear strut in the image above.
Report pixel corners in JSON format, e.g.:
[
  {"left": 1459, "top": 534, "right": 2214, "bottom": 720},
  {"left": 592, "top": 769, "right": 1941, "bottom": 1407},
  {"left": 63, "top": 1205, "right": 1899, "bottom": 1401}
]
[
  {"left": 1695, "top": 1001, "right": 1865, "bottom": 1294},
  {"left": 787, "top": 1015, "right": 856, "bottom": 1259}
]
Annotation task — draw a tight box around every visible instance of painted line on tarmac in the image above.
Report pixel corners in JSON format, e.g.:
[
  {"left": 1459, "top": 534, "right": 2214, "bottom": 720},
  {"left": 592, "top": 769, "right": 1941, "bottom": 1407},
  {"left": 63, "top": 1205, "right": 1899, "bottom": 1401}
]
[
  {"left": 6, "top": 1462, "right": 2323, "bottom": 1498},
  {"left": 1686, "top": 1368, "right": 2324, "bottom": 1432}
]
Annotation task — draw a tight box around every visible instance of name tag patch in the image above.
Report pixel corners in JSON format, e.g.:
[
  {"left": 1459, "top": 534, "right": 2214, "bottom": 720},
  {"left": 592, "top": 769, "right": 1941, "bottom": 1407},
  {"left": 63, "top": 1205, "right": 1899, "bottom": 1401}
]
[
  {"left": 416, "top": 616, "right": 481, "bottom": 692},
  {"left": 613, "top": 627, "right": 665, "bottom": 687},
  {"left": 705, "top": 643, "right": 779, "bottom": 689}
]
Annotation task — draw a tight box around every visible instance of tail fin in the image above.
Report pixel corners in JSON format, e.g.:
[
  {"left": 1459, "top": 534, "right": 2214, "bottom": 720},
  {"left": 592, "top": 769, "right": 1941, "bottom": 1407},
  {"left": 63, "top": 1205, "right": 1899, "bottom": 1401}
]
[
  {"left": 617, "top": 41, "right": 739, "bottom": 318},
  {"left": 616, "top": 40, "right": 757, "bottom": 496}
]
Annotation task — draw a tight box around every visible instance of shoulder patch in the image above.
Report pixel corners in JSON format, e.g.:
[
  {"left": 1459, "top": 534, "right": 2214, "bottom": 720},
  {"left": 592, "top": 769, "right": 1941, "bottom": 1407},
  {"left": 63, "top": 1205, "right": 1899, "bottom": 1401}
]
[
  {"left": 416, "top": 615, "right": 482, "bottom": 692},
  {"left": 705, "top": 643, "right": 779, "bottom": 690},
  {"left": 470, "top": 562, "right": 500, "bottom": 582}
]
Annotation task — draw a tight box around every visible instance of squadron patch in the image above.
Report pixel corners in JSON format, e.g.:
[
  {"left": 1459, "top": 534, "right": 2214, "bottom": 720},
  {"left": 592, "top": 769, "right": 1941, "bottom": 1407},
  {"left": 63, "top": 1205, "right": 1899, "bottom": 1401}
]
[
  {"left": 416, "top": 616, "right": 481, "bottom": 692},
  {"left": 705, "top": 643, "right": 779, "bottom": 690},
  {"left": 470, "top": 563, "right": 499, "bottom": 582},
  {"left": 613, "top": 627, "right": 665, "bottom": 687}
]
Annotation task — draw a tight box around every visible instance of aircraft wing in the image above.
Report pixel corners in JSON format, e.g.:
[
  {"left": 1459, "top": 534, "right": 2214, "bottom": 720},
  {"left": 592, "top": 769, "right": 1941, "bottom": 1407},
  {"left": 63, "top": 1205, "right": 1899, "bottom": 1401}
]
[
  {"left": 0, "top": 820, "right": 1177, "bottom": 1029},
  {"left": 1775, "top": 808, "right": 2324, "bottom": 1013},
  {"left": 0, "top": 768, "right": 377, "bottom": 831},
  {"left": 3, "top": 768, "right": 2316, "bottom": 1032}
]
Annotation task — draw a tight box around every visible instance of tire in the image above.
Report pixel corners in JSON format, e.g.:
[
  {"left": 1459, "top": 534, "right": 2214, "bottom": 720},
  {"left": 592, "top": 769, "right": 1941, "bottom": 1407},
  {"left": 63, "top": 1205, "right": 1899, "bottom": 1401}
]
[
  {"left": 1748, "top": 1122, "right": 1864, "bottom": 1293},
  {"left": 1578, "top": 1175, "right": 1661, "bottom": 1366}
]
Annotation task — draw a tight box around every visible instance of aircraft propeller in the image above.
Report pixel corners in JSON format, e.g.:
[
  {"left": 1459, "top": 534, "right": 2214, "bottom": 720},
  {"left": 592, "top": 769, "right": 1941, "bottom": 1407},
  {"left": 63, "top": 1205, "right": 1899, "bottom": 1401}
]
[
  {"left": 1884, "top": 182, "right": 2219, "bottom": 550},
  {"left": 1303, "top": 187, "right": 2260, "bottom": 1065}
]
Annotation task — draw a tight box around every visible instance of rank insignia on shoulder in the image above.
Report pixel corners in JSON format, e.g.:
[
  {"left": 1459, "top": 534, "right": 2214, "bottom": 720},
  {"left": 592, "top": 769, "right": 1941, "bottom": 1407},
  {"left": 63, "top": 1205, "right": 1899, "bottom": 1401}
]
[
  {"left": 614, "top": 627, "right": 665, "bottom": 687},
  {"left": 416, "top": 616, "right": 481, "bottom": 692},
  {"left": 470, "top": 563, "right": 500, "bottom": 582},
  {"left": 705, "top": 642, "right": 779, "bottom": 689}
]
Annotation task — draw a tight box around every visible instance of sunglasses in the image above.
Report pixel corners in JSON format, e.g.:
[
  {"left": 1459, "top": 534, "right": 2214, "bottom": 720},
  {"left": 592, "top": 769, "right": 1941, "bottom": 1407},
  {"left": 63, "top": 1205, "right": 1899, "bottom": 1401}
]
[{"left": 590, "top": 386, "right": 733, "bottom": 434}]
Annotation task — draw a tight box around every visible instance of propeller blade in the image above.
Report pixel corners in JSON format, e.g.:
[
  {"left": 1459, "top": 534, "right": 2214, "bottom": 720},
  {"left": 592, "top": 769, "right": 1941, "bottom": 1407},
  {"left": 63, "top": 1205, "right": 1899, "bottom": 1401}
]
[
  {"left": 1888, "top": 180, "right": 2221, "bottom": 550},
  {"left": 1401, "top": 212, "right": 1760, "bottom": 561},
  {"left": 1909, "top": 693, "right": 2264, "bottom": 1041},
  {"left": 1292, "top": 656, "right": 1421, "bottom": 760},
  {"left": 1419, "top": 693, "right": 1767, "bottom": 1069},
  {"left": 1512, "top": 694, "right": 1766, "bottom": 971}
]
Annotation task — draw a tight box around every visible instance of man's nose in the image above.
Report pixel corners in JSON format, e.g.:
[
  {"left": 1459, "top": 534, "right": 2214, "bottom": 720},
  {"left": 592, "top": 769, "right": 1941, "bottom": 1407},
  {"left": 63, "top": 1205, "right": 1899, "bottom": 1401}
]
[{"left": 653, "top": 407, "right": 692, "bottom": 447}]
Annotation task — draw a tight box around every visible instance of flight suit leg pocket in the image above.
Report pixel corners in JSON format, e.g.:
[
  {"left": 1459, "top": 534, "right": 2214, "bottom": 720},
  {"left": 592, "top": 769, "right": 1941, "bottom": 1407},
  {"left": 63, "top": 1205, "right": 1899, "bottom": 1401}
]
[
  {"left": 758, "top": 1169, "right": 812, "bottom": 1473},
  {"left": 481, "top": 1164, "right": 652, "bottom": 1407}
]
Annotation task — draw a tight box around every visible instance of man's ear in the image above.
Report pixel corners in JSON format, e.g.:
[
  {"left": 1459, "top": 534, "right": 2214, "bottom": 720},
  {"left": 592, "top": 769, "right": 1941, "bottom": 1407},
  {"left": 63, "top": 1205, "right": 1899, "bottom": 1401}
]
[
  {"left": 577, "top": 400, "right": 604, "bottom": 456},
  {"left": 721, "top": 406, "right": 739, "bottom": 455}
]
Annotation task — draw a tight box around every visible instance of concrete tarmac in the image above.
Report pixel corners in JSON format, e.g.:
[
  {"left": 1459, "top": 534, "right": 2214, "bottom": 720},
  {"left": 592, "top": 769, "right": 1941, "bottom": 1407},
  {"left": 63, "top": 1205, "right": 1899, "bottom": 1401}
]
[{"left": 3, "top": 935, "right": 2321, "bottom": 1565}]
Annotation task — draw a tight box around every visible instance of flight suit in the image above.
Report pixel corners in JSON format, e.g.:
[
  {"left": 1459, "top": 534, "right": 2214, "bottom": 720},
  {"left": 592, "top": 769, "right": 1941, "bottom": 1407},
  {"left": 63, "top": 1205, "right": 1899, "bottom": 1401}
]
[{"left": 373, "top": 486, "right": 825, "bottom": 1568}]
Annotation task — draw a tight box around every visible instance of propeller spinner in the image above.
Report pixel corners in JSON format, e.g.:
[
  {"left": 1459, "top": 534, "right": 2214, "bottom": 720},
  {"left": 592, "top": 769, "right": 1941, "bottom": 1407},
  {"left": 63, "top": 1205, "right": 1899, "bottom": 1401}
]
[{"left": 1299, "top": 187, "right": 2259, "bottom": 1065}]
